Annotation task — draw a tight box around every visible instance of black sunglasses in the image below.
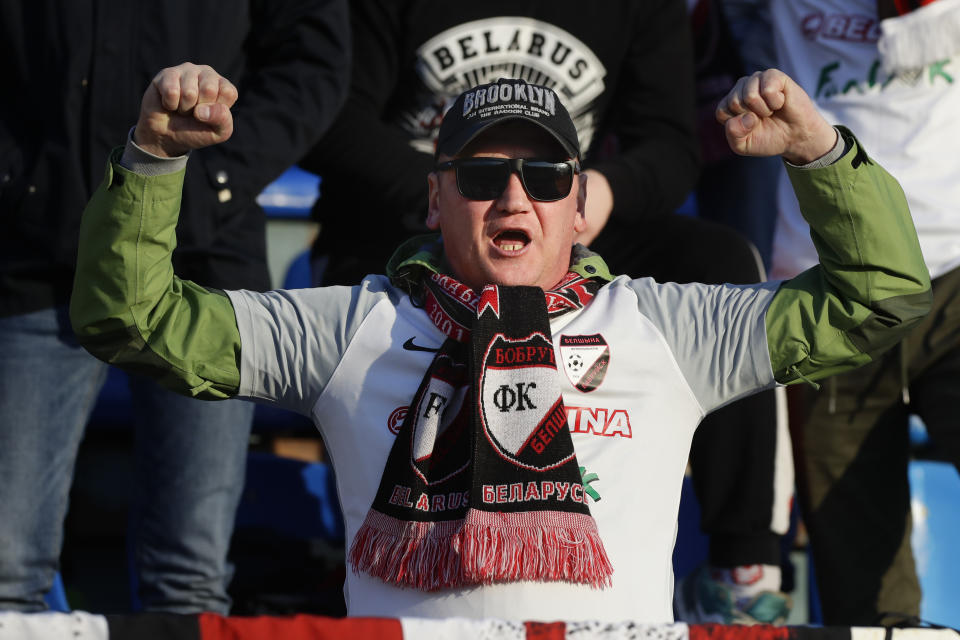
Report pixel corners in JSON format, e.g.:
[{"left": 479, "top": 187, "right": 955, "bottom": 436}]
[{"left": 434, "top": 157, "right": 581, "bottom": 202}]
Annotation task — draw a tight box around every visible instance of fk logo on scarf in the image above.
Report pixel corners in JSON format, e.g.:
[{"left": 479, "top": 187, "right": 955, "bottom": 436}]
[{"left": 349, "top": 269, "right": 614, "bottom": 591}]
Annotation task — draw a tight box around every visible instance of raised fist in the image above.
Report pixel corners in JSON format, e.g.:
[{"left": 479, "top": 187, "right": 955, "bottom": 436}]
[
  {"left": 716, "top": 69, "right": 838, "bottom": 165},
  {"left": 135, "top": 63, "right": 238, "bottom": 158}
]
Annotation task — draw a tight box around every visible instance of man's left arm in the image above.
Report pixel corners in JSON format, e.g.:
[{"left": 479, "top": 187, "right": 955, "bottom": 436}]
[
  {"left": 765, "top": 130, "right": 931, "bottom": 383},
  {"left": 717, "top": 69, "right": 931, "bottom": 383}
]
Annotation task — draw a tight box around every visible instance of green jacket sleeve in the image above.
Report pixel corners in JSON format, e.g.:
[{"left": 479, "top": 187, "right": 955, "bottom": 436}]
[
  {"left": 766, "top": 127, "right": 933, "bottom": 384},
  {"left": 70, "top": 149, "right": 243, "bottom": 399}
]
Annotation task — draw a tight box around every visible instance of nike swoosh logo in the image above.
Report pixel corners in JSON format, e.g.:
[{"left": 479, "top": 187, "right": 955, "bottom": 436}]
[{"left": 403, "top": 337, "right": 441, "bottom": 353}]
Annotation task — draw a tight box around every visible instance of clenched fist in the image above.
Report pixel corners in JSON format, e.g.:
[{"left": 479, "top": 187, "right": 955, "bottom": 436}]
[
  {"left": 716, "top": 69, "right": 838, "bottom": 165},
  {"left": 135, "top": 63, "right": 238, "bottom": 158}
]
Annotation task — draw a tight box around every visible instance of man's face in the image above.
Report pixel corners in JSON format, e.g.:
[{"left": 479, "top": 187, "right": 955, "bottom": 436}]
[{"left": 426, "top": 123, "right": 587, "bottom": 292}]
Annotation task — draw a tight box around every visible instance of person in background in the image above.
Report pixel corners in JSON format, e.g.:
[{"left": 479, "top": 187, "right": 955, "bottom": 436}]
[
  {"left": 0, "top": 1, "right": 350, "bottom": 613},
  {"left": 301, "top": 0, "right": 794, "bottom": 623},
  {"left": 760, "top": 0, "right": 960, "bottom": 625}
]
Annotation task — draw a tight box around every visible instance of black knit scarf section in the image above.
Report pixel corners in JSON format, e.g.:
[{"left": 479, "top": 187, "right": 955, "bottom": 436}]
[{"left": 348, "top": 241, "right": 615, "bottom": 590}]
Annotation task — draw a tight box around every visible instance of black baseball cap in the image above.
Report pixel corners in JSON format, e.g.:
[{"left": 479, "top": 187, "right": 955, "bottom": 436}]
[{"left": 436, "top": 78, "right": 580, "bottom": 159}]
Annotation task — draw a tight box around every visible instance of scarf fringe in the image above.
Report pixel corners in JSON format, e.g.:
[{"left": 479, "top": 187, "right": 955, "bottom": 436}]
[
  {"left": 878, "top": 0, "right": 960, "bottom": 73},
  {"left": 349, "top": 509, "right": 614, "bottom": 591}
]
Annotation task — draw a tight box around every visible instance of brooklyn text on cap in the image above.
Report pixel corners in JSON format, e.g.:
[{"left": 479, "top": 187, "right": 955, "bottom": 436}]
[{"left": 436, "top": 78, "right": 580, "bottom": 159}]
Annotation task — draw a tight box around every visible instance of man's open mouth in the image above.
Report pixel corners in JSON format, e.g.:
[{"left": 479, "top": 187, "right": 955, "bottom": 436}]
[{"left": 493, "top": 230, "right": 530, "bottom": 253}]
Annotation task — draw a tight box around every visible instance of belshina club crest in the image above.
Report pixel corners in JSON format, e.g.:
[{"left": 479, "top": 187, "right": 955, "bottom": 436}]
[
  {"left": 479, "top": 332, "right": 574, "bottom": 471},
  {"left": 559, "top": 334, "right": 610, "bottom": 393},
  {"left": 408, "top": 16, "right": 608, "bottom": 155}
]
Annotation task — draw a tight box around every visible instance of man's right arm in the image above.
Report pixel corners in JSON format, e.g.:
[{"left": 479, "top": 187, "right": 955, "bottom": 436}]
[
  {"left": 71, "top": 64, "right": 245, "bottom": 399},
  {"left": 72, "top": 64, "right": 389, "bottom": 412},
  {"left": 70, "top": 145, "right": 243, "bottom": 399},
  {"left": 72, "top": 133, "right": 388, "bottom": 413}
]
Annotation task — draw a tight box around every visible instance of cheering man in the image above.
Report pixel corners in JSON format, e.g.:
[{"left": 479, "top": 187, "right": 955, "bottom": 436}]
[{"left": 70, "top": 63, "right": 930, "bottom": 622}]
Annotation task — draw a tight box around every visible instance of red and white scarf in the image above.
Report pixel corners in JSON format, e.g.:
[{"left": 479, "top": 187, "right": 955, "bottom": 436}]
[
  {"left": 877, "top": 0, "right": 960, "bottom": 73},
  {"left": 349, "top": 244, "right": 614, "bottom": 591}
]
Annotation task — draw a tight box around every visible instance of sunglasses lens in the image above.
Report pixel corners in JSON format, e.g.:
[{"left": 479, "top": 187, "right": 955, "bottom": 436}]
[
  {"left": 456, "top": 160, "right": 510, "bottom": 200},
  {"left": 447, "top": 159, "right": 576, "bottom": 201},
  {"left": 521, "top": 161, "right": 574, "bottom": 202}
]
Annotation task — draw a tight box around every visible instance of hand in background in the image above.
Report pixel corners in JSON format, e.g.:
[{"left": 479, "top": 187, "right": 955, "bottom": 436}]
[
  {"left": 135, "top": 63, "right": 238, "bottom": 157},
  {"left": 717, "top": 69, "right": 837, "bottom": 165}
]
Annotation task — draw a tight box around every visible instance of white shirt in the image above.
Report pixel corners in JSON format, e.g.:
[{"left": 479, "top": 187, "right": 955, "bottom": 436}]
[
  {"left": 770, "top": 0, "right": 960, "bottom": 280},
  {"left": 227, "top": 275, "right": 778, "bottom": 621}
]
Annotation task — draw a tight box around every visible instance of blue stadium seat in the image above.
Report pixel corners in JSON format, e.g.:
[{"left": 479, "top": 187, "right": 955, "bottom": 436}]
[
  {"left": 806, "top": 458, "right": 960, "bottom": 627},
  {"left": 909, "top": 414, "right": 931, "bottom": 448},
  {"left": 87, "top": 366, "right": 134, "bottom": 428},
  {"left": 675, "top": 191, "right": 698, "bottom": 217},
  {"left": 43, "top": 572, "right": 70, "bottom": 612},
  {"left": 909, "top": 459, "right": 960, "bottom": 628},
  {"left": 257, "top": 166, "right": 321, "bottom": 219},
  {"left": 673, "top": 474, "right": 710, "bottom": 580},
  {"left": 282, "top": 250, "right": 313, "bottom": 290},
  {"left": 235, "top": 452, "right": 344, "bottom": 543}
]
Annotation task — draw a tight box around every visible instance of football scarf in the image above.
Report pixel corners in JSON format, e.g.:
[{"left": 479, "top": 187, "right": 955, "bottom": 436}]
[
  {"left": 878, "top": 0, "right": 938, "bottom": 18},
  {"left": 348, "top": 238, "right": 615, "bottom": 591},
  {"left": 877, "top": 0, "right": 960, "bottom": 73}
]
